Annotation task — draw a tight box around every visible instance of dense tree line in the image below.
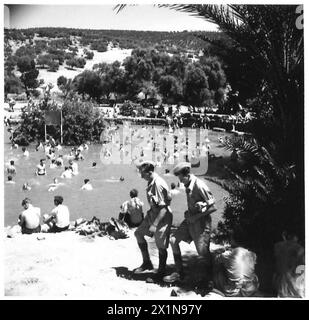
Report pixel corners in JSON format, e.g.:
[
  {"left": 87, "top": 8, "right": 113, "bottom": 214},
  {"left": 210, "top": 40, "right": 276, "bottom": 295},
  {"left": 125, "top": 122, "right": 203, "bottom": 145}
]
[{"left": 68, "top": 48, "right": 227, "bottom": 107}]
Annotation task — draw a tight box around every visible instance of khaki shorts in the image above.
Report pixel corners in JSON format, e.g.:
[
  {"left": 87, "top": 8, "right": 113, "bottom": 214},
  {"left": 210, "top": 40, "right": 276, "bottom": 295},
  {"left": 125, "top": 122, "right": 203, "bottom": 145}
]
[
  {"left": 135, "top": 208, "right": 173, "bottom": 249},
  {"left": 174, "top": 214, "right": 212, "bottom": 256}
]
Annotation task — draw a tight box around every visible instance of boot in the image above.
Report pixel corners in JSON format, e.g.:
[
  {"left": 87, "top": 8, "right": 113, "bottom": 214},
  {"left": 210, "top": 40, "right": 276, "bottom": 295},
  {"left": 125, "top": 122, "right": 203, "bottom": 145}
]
[
  {"left": 134, "top": 242, "right": 153, "bottom": 274},
  {"left": 163, "top": 253, "right": 184, "bottom": 283}
]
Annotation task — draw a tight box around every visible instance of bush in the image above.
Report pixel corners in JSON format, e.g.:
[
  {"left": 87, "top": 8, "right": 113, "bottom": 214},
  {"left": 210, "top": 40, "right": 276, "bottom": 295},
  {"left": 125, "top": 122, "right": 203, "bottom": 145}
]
[{"left": 215, "top": 137, "right": 304, "bottom": 255}]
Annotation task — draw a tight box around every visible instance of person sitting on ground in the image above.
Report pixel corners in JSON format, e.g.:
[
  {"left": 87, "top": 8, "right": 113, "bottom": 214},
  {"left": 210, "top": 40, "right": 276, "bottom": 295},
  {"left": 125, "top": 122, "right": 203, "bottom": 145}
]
[
  {"left": 6, "top": 175, "right": 15, "bottom": 184},
  {"left": 36, "top": 159, "right": 47, "bottom": 176},
  {"left": 119, "top": 189, "right": 144, "bottom": 228},
  {"left": 43, "top": 195, "right": 70, "bottom": 233},
  {"left": 7, "top": 160, "right": 16, "bottom": 175},
  {"left": 22, "top": 147, "right": 29, "bottom": 157},
  {"left": 273, "top": 231, "right": 305, "bottom": 298},
  {"left": 69, "top": 159, "right": 78, "bottom": 175},
  {"left": 22, "top": 182, "right": 31, "bottom": 191},
  {"left": 18, "top": 198, "right": 41, "bottom": 234},
  {"left": 170, "top": 183, "right": 180, "bottom": 197},
  {"left": 81, "top": 179, "right": 93, "bottom": 191},
  {"left": 205, "top": 247, "right": 260, "bottom": 298},
  {"left": 60, "top": 166, "right": 73, "bottom": 179}
]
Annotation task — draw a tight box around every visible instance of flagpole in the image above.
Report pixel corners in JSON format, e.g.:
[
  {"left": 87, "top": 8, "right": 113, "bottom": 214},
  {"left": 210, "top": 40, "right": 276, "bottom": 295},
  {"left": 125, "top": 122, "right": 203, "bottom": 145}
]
[
  {"left": 44, "top": 124, "right": 47, "bottom": 143},
  {"left": 60, "top": 109, "right": 63, "bottom": 144}
]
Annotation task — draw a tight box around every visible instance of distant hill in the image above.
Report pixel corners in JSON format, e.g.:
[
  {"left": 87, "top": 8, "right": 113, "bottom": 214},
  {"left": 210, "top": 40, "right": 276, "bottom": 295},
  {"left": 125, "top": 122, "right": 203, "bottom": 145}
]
[{"left": 4, "top": 27, "right": 228, "bottom": 53}]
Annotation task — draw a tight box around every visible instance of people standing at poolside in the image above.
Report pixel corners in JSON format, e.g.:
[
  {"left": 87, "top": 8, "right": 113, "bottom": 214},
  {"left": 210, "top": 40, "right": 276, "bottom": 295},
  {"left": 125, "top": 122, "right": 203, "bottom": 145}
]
[
  {"left": 119, "top": 189, "right": 144, "bottom": 228},
  {"left": 133, "top": 161, "right": 173, "bottom": 283},
  {"left": 7, "top": 160, "right": 16, "bottom": 176},
  {"left": 43, "top": 195, "right": 70, "bottom": 233},
  {"left": 36, "top": 159, "right": 47, "bottom": 176},
  {"left": 163, "top": 162, "right": 216, "bottom": 283},
  {"left": 18, "top": 198, "right": 41, "bottom": 234}
]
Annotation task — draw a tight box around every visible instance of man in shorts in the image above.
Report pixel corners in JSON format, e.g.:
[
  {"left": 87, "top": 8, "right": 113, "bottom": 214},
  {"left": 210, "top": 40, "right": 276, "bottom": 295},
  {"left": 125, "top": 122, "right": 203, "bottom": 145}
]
[
  {"left": 163, "top": 162, "right": 217, "bottom": 283},
  {"left": 133, "top": 161, "right": 173, "bottom": 282}
]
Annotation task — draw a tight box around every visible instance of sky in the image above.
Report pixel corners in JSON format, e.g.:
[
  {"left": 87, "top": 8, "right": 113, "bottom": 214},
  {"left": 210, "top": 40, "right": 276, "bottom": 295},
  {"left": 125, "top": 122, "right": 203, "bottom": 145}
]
[{"left": 3, "top": 4, "right": 219, "bottom": 32}]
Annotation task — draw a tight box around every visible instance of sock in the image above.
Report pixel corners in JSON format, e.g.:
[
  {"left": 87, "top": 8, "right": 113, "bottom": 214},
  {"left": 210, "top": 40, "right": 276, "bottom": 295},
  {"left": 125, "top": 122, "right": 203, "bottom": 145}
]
[
  {"left": 173, "top": 253, "right": 183, "bottom": 274},
  {"left": 158, "top": 249, "right": 167, "bottom": 273},
  {"left": 138, "top": 242, "right": 150, "bottom": 263}
]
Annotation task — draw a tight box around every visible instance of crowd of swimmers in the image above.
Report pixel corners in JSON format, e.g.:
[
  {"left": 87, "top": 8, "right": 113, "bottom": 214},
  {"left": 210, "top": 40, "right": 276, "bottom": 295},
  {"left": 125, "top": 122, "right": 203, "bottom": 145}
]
[{"left": 5, "top": 129, "right": 305, "bottom": 298}]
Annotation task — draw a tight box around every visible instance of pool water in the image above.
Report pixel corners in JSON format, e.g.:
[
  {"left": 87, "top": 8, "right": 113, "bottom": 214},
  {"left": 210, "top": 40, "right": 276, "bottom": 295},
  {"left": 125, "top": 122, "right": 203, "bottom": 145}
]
[{"left": 4, "top": 124, "right": 226, "bottom": 228}]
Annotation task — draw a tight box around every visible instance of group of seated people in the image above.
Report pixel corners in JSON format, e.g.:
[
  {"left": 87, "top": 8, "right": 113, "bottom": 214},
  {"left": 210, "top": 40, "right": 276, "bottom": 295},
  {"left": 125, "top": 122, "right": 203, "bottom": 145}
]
[{"left": 18, "top": 196, "right": 70, "bottom": 234}]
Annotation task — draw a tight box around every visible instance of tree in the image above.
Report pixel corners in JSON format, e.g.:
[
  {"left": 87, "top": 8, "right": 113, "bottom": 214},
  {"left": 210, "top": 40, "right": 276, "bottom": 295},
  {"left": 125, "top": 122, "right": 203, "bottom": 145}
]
[
  {"left": 37, "top": 54, "right": 52, "bottom": 68},
  {"left": 158, "top": 75, "right": 183, "bottom": 103},
  {"left": 17, "top": 56, "right": 40, "bottom": 97},
  {"left": 4, "top": 72, "right": 23, "bottom": 97},
  {"left": 73, "top": 70, "right": 103, "bottom": 101},
  {"left": 183, "top": 64, "right": 210, "bottom": 107}
]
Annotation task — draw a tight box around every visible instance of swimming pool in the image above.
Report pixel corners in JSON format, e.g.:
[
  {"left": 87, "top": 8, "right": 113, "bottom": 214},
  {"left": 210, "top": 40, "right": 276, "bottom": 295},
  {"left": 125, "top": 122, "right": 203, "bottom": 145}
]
[{"left": 4, "top": 124, "right": 227, "bottom": 228}]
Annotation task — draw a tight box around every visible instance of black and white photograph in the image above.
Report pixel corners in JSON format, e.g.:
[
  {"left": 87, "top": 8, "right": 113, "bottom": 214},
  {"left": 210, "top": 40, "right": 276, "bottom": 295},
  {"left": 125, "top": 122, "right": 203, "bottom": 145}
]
[{"left": 2, "top": 1, "right": 305, "bottom": 300}]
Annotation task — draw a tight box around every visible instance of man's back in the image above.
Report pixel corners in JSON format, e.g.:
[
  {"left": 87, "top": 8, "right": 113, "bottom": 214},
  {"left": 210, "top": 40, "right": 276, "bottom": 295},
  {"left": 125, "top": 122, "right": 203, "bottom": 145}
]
[
  {"left": 52, "top": 204, "right": 70, "bottom": 228},
  {"left": 21, "top": 205, "right": 41, "bottom": 229},
  {"left": 127, "top": 198, "right": 144, "bottom": 224}
]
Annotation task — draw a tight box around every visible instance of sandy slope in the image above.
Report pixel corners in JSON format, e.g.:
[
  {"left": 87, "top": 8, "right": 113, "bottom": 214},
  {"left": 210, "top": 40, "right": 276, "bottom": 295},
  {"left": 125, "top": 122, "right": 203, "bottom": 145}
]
[{"left": 4, "top": 229, "right": 224, "bottom": 298}]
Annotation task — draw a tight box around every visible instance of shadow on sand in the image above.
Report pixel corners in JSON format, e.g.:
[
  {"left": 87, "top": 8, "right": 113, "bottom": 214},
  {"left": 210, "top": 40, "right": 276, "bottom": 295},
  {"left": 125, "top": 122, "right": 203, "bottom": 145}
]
[{"left": 113, "top": 253, "right": 213, "bottom": 297}]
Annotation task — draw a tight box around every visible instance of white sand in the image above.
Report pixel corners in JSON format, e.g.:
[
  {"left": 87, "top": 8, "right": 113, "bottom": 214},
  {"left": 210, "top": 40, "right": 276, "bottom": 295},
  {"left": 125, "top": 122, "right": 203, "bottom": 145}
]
[{"left": 4, "top": 230, "right": 222, "bottom": 298}]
